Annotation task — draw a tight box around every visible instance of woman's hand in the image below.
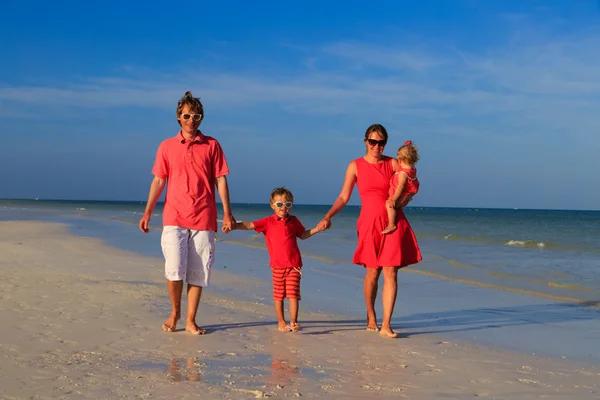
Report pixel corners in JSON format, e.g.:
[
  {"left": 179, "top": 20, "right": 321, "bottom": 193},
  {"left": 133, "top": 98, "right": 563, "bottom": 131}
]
[{"left": 317, "top": 217, "right": 332, "bottom": 231}]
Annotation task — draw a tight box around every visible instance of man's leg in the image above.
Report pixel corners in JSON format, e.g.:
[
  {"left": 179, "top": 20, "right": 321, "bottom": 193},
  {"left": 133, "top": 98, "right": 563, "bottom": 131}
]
[
  {"left": 161, "top": 226, "right": 188, "bottom": 332},
  {"left": 164, "top": 279, "right": 183, "bottom": 332},
  {"left": 186, "top": 230, "right": 215, "bottom": 335},
  {"left": 185, "top": 284, "right": 205, "bottom": 335}
]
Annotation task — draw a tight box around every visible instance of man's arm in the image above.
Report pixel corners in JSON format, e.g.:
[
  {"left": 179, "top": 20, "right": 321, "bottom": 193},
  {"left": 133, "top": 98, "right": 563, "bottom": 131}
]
[
  {"left": 139, "top": 176, "right": 166, "bottom": 233},
  {"left": 216, "top": 175, "right": 236, "bottom": 233}
]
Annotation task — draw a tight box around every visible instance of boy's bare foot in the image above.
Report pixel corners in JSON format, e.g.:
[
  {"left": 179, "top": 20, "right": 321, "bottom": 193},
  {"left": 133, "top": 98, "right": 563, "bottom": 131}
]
[
  {"left": 381, "top": 225, "right": 397, "bottom": 234},
  {"left": 290, "top": 323, "right": 301, "bottom": 332},
  {"left": 277, "top": 320, "right": 292, "bottom": 332},
  {"left": 379, "top": 328, "right": 399, "bottom": 338},
  {"left": 186, "top": 322, "right": 206, "bottom": 335},
  {"left": 162, "top": 313, "right": 180, "bottom": 332}
]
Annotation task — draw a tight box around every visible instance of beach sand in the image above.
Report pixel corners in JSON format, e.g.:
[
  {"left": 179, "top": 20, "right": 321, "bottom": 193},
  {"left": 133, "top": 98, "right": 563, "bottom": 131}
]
[{"left": 1, "top": 221, "right": 599, "bottom": 399}]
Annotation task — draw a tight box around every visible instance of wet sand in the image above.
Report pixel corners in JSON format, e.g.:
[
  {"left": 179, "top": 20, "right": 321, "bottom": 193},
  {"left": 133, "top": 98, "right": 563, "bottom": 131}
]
[{"left": 1, "top": 220, "right": 599, "bottom": 399}]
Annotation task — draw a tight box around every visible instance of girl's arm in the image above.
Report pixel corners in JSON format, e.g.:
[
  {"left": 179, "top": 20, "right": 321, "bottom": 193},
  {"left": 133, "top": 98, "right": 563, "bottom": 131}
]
[
  {"left": 232, "top": 221, "right": 255, "bottom": 231},
  {"left": 387, "top": 173, "right": 408, "bottom": 208},
  {"left": 317, "top": 161, "right": 358, "bottom": 230}
]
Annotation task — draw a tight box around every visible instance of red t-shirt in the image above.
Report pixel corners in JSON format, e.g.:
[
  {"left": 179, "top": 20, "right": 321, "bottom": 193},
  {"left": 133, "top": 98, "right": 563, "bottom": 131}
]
[
  {"left": 152, "top": 131, "right": 229, "bottom": 231},
  {"left": 253, "top": 215, "right": 306, "bottom": 268}
]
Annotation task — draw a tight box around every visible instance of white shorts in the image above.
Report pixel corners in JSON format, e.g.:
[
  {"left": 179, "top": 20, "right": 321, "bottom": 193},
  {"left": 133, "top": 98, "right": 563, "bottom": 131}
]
[{"left": 161, "top": 226, "right": 215, "bottom": 287}]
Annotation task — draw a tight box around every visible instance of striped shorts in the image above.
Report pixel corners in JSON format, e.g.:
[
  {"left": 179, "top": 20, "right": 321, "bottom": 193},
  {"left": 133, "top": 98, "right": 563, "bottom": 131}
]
[{"left": 271, "top": 267, "right": 301, "bottom": 301}]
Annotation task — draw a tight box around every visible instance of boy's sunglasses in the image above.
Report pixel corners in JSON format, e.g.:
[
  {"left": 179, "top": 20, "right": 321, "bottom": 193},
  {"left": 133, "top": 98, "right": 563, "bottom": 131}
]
[
  {"left": 366, "top": 138, "right": 387, "bottom": 147},
  {"left": 273, "top": 202, "right": 293, "bottom": 208},
  {"left": 181, "top": 113, "right": 202, "bottom": 121}
]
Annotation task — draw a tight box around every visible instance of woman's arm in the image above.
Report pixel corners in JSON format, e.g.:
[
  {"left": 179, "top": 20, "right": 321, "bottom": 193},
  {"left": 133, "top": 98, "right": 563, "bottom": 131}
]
[{"left": 318, "top": 161, "right": 357, "bottom": 230}]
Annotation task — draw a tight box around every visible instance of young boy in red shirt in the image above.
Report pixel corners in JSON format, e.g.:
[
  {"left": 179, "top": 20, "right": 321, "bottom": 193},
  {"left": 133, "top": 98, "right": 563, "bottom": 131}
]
[{"left": 231, "top": 187, "right": 322, "bottom": 332}]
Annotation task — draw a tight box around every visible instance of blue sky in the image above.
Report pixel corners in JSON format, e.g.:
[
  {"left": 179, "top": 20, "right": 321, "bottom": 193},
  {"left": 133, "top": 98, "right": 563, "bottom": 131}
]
[{"left": 1, "top": 0, "right": 599, "bottom": 210}]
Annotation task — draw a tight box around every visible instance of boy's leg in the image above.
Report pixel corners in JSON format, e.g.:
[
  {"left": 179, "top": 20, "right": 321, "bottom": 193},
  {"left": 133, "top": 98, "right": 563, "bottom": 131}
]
[
  {"left": 274, "top": 300, "right": 289, "bottom": 331},
  {"left": 161, "top": 226, "right": 189, "bottom": 332},
  {"left": 289, "top": 298, "right": 300, "bottom": 331},
  {"left": 185, "top": 230, "right": 215, "bottom": 335},
  {"left": 382, "top": 206, "right": 397, "bottom": 234},
  {"left": 288, "top": 268, "right": 302, "bottom": 332},
  {"left": 272, "top": 267, "right": 290, "bottom": 331}
]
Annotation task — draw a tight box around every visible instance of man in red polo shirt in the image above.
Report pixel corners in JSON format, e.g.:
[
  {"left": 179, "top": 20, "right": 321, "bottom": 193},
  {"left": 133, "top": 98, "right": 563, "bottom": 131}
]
[{"left": 139, "top": 91, "right": 235, "bottom": 335}]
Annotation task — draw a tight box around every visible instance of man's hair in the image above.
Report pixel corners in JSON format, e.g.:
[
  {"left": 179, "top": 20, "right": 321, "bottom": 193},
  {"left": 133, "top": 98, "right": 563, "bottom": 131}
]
[
  {"left": 176, "top": 91, "right": 204, "bottom": 126},
  {"left": 270, "top": 186, "right": 294, "bottom": 203}
]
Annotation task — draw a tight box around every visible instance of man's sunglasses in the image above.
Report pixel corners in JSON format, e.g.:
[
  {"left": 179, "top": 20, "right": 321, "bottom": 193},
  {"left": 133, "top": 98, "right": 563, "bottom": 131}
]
[
  {"left": 366, "top": 138, "right": 387, "bottom": 147},
  {"left": 181, "top": 113, "right": 202, "bottom": 121},
  {"left": 273, "top": 202, "right": 293, "bottom": 208}
]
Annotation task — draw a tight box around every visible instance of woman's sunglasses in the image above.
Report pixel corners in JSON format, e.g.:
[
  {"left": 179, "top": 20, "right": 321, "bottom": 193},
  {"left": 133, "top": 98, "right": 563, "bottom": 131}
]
[
  {"left": 181, "top": 113, "right": 202, "bottom": 121},
  {"left": 273, "top": 202, "right": 293, "bottom": 208},
  {"left": 366, "top": 138, "right": 387, "bottom": 147}
]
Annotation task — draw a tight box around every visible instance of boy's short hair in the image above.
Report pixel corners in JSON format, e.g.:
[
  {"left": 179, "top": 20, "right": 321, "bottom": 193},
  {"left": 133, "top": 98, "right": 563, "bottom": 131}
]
[
  {"left": 176, "top": 91, "right": 204, "bottom": 126},
  {"left": 270, "top": 186, "right": 294, "bottom": 203}
]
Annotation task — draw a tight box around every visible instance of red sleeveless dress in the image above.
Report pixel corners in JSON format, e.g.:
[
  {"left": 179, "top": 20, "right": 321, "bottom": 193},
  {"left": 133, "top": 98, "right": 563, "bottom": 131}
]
[{"left": 352, "top": 156, "right": 422, "bottom": 269}]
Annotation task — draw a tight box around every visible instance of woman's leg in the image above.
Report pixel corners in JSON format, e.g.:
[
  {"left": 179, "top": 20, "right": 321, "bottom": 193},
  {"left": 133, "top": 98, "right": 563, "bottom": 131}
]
[
  {"left": 364, "top": 267, "right": 382, "bottom": 331},
  {"left": 380, "top": 266, "right": 400, "bottom": 338}
]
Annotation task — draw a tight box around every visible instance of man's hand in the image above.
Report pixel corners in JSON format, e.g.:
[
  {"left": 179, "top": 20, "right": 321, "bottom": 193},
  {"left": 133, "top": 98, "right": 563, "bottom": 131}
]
[
  {"left": 139, "top": 213, "right": 151, "bottom": 233},
  {"left": 221, "top": 214, "right": 236, "bottom": 234}
]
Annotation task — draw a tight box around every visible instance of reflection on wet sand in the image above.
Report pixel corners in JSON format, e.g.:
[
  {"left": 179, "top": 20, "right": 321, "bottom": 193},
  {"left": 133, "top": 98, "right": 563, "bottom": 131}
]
[{"left": 168, "top": 358, "right": 201, "bottom": 382}]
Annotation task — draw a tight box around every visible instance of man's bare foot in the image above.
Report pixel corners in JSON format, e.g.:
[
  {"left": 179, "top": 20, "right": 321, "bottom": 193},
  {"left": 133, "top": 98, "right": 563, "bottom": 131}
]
[
  {"left": 290, "top": 322, "right": 301, "bottom": 332},
  {"left": 379, "top": 328, "right": 399, "bottom": 338},
  {"left": 382, "top": 225, "right": 397, "bottom": 234},
  {"left": 185, "top": 322, "right": 207, "bottom": 335},
  {"left": 162, "top": 313, "right": 180, "bottom": 332}
]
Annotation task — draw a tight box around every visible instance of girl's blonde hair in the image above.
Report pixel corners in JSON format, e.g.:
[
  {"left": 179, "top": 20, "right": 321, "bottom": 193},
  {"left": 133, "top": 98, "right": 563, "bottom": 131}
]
[{"left": 398, "top": 140, "right": 419, "bottom": 165}]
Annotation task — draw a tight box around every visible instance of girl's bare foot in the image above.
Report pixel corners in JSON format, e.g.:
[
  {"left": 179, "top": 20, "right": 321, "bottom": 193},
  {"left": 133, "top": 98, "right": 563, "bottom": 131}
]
[
  {"left": 382, "top": 225, "right": 397, "bottom": 234},
  {"left": 278, "top": 320, "right": 292, "bottom": 332},
  {"left": 162, "top": 313, "right": 180, "bottom": 332},
  {"left": 379, "top": 328, "right": 399, "bottom": 338},
  {"left": 290, "top": 322, "right": 301, "bottom": 332},
  {"left": 185, "top": 322, "right": 206, "bottom": 335}
]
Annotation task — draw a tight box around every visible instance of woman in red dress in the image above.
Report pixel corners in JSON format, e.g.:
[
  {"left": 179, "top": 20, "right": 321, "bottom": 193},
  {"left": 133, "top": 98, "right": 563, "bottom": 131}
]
[{"left": 318, "top": 124, "right": 422, "bottom": 338}]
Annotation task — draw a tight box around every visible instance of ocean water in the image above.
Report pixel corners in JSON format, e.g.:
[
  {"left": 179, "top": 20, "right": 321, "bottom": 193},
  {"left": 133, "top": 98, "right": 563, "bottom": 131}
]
[{"left": 2, "top": 199, "right": 599, "bottom": 306}]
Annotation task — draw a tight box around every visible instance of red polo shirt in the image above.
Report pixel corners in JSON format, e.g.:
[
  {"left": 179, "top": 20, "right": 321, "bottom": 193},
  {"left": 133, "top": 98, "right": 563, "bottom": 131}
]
[
  {"left": 253, "top": 215, "right": 306, "bottom": 268},
  {"left": 152, "top": 131, "right": 229, "bottom": 231}
]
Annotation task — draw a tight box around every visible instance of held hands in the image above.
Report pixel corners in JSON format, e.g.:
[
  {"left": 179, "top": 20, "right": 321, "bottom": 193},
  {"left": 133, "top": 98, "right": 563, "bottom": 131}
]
[
  {"left": 317, "top": 217, "right": 332, "bottom": 232},
  {"left": 221, "top": 214, "right": 236, "bottom": 234}
]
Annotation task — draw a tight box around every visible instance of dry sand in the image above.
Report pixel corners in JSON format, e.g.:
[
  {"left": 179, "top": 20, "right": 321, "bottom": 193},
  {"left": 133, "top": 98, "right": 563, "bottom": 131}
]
[{"left": 0, "top": 220, "right": 599, "bottom": 399}]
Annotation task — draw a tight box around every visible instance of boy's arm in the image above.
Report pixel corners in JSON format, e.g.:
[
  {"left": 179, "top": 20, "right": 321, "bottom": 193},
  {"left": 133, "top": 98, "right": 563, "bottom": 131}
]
[
  {"left": 233, "top": 221, "right": 255, "bottom": 231},
  {"left": 299, "top": 226, "right": 322, "bottom": 240}
]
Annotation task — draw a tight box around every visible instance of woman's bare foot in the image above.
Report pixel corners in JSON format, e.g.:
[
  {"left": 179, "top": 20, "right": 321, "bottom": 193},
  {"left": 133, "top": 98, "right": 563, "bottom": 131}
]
[
  {"left": 185, "top": 322, "right": 206, "bottom": 335},
  {"left": 379, "top": 327, "right": 399, "bottom": 338},
  {"left": 366, "top": 317, "right": 380, "bottom": 332},
  {"left": 382, "top": 225, "right": 397, "bottom": 234},
  {"left": 290, "top": 322, "right": 301, "bottom": 332},
  {"left": 162, "top": 313, "right": 180, "bottom": 332}
]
